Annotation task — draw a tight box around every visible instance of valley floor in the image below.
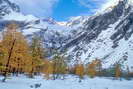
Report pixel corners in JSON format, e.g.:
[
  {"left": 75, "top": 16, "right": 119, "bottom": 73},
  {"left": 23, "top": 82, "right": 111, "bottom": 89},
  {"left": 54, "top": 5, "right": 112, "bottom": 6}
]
[{"left": 0, "top": 75, "right": 133, "bottom": 89}]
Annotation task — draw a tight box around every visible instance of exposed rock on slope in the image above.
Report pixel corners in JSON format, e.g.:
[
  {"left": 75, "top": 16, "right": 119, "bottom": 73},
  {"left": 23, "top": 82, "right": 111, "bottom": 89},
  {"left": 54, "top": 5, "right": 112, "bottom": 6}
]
[{"left": 63, "top": 0, "right": 133, "bottom": 70}]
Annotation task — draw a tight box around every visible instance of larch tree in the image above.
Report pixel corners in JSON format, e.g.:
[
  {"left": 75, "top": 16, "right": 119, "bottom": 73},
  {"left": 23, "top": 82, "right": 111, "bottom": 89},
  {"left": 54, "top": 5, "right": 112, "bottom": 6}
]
[
  {"left": 43, "top": 60, "right": 53, "bottom": 80},
  {"left": 52, "top": 52, "right": 67, "bottom": 80},
  {"left": 87, "top": 59, "right": 102, "bottom": 78},
  {"left": 87, "top": 63, "right": 96, "bottom": 78},
  {"left": 30, "top": 35, "right": 44, "bottom": 78},
  {"left": 0, "top": 41, "right": 7, "bottom": 74},
  {"left": 115, "top": 63, "right": 121, "bottom": 78},
  {"left": 1, "top": 23, "right": 31, "bottom": 82},
  {"left": 59, "top": 55, "right": 68, "bottom": 79},
  {"left": 126, "top": 66, "right": 130, "bottom": 78},
  {"left": 93, "top": 59, "right": 102, "bottom": 76},
  {"left": 75, "top": 63, "right": 84, "bottom": 82}
]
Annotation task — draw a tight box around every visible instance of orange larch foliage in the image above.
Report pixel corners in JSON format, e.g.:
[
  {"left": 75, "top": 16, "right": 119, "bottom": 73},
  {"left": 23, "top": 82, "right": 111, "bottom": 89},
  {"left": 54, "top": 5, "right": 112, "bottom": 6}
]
[
  {"left": 1, "top": 23, "right": 32, "bottom": 82},
  {"left": 75, "top": 63, "right": 84, "bottom": 79},
  {"left": 87, "top": 59, "right": 102, "bottom": 78},
  {"left": 43, "top": 60, "right": 53, "bottom": 79},
  {"left": 115, "top": 64, "right": 121, "bottom": 78}
]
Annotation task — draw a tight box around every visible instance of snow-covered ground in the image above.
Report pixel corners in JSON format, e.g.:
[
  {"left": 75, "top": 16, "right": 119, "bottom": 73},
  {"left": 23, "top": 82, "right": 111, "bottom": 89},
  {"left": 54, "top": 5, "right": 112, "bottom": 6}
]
[{"left": 0, "top": 75, "right": 133, "bottom": 89}]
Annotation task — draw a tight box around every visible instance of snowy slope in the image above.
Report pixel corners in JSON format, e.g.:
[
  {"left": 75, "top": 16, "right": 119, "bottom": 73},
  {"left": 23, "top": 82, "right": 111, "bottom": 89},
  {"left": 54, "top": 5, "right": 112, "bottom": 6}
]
[
  {"left": 0, "top": 75, "right": 133, "bottom": 89},
  {"left": 61, "top": 0, "right": 133, "bottom": 71}
]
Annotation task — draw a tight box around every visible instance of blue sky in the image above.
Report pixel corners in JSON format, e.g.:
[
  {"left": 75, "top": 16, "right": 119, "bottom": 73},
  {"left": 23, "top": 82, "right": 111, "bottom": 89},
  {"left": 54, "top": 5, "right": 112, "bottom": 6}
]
[
  {"left": 10, "top": 0, "right": 110, "bottom": 21},
  {"left": 52, "top": 0, "right": 108, "bottom": 21},
  {"left": 52, "top": 0, "right": 92, "bottom": 21}
]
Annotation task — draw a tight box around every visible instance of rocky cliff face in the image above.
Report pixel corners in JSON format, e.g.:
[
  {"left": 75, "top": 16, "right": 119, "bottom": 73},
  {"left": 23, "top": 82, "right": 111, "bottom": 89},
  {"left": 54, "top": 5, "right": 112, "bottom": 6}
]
[{"left": 62, "top": 0, "right": 133, "bottom": 70}]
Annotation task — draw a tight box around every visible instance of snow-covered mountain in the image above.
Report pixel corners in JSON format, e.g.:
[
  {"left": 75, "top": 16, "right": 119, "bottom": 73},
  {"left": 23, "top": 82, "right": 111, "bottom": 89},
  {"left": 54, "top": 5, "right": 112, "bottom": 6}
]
[
  {"left": 0, "top": 0, "right": 88, "bottom": 59},
  {"left": 0, "top": 0, "right": 74, "bottom": 49},
  {"left": 0, "top": 0, "right": 19, "bottom": 17},
  {"left": 0, "top": 0, "right": 133, "bottom": 71},
  {"left": 62, "top": 0, "right": 133, "bottom": 70}
]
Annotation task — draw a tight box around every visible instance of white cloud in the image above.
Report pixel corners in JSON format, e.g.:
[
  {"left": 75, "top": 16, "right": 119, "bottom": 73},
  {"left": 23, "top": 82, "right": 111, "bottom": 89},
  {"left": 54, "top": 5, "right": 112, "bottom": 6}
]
[
  {"left": 100, "top": 0, "right": 120, "bottom": 11},
  {"left": 78, "top": 0, "right": 120, "bottom": 13},
  {"left": 78, "top": 0, "right": 107, "bottom": 8},
  {"left": 10, "top": 0, "right": 59, "bottom": 17}
]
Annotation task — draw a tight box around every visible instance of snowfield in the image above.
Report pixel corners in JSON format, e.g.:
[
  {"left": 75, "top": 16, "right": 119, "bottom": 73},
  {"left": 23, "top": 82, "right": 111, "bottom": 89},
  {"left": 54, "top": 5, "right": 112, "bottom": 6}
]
[{"left": 0, "top": 75, "right": 133, "bottom": 89}]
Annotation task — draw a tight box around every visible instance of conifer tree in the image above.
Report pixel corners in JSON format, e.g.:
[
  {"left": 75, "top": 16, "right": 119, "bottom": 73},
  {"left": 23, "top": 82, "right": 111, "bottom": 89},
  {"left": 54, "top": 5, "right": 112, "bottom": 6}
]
[
  {"left": 87, "top": 59, "right": 102, "bottom": 78},
  {"left": 0, "top": 42, "right": 7, "bottom": 74},
  {"left": 126, "top": 66, "right": 130, "bottom": 78},
  {"left": 87, "top": 62, "right": 96, "bottom": 78},
  {"left": 75, "top": 63, "right": 84, "bottom": 82},
  {"left": 1, "top": 23, "right": 31, "bottom": 82},
  {"left": 52, "top": 52, "right": 67, "bottom": 80},
  {"left": 94, "top": 59, "right": 102, "bottom": 76},
  {"left": 30, "top": 35, "right": 44, "bottom": 78},
  {"left": 43, "top": 60, "right": 53, "bottom": 80},
  {"left": 115, "top": 63, "right": 121, "bottom": 78}
]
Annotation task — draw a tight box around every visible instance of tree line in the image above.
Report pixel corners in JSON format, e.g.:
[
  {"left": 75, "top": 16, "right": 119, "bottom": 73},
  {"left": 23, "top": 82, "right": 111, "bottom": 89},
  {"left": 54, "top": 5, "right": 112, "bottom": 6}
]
[{"left": 0, "top": 23, "right": 132, "bottom": 82}]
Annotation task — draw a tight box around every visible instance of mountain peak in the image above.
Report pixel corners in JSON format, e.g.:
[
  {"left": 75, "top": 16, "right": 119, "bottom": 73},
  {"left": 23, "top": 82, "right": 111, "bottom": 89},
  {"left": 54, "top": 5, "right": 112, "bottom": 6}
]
[
  {"left": 0, "top": 0, "right": 20, "bottom": 18},
  {"left": 43, "top": 17, "right": 57, "bottom": 25},
  {"left": 95, "top": 0, "right": 133, "bottom": 15}
]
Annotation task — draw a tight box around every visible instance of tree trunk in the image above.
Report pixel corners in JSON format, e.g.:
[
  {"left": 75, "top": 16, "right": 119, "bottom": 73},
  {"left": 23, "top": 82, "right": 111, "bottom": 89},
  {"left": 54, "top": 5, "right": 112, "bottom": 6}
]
[{"left": 2, "top": 39, "right": 16, "bottom": 82}]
